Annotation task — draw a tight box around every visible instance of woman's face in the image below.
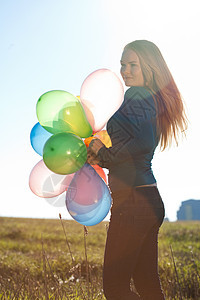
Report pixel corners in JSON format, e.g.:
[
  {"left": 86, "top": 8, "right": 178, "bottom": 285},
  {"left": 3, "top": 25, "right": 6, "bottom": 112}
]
[{"left": 120, "top": 48, "right": 144, "bottom": 87}]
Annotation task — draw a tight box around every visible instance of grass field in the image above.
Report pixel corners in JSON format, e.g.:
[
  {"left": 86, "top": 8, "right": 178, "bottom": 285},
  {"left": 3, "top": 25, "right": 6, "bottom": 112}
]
[{"left": 0, "top": 216, "right": 200, "bottom": 299}]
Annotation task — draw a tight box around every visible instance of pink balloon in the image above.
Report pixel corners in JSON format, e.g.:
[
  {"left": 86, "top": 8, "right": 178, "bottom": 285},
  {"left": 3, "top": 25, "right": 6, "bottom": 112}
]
[
  {"left": 80, "top": 69, "right": 124, "bottom": 132},
  {"left": 29, "top": 160, "right": 74, "bottom": 198}
]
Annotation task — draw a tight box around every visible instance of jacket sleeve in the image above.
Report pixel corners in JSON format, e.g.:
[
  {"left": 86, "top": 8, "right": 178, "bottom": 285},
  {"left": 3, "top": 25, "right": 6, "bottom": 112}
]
[{"left": 97, "top": 87, "right": 158, "bottom": 169}]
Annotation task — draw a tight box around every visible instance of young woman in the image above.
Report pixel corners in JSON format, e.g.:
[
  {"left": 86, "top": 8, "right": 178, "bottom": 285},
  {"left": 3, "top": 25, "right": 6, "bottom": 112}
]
[{"left": 87, "top": 40, "right": 187, "bottom": 300}]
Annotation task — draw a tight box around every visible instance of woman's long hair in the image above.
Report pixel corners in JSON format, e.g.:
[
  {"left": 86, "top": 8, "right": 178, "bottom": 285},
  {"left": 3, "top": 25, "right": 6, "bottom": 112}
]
[{"left": 124, "top": 40, "right": 188, "bottom": 150}]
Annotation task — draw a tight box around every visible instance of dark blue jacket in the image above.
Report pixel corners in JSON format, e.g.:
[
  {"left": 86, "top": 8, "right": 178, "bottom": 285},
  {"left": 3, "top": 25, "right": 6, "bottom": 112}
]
[{"left": 98, "top": 86, "right": 160, "bottom": 191}]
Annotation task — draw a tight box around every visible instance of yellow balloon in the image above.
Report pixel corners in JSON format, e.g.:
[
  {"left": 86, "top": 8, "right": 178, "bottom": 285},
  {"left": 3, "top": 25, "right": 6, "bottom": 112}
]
[
  {"left": 94, "top": 130, "right": 112, "bottom": 148},
  {"left": 84, "top": 130, "right": 112, "bottom": 148}
]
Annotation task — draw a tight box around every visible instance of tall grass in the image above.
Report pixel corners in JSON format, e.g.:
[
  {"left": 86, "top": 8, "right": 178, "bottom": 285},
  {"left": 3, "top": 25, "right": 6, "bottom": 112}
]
[{"left": 0, "top": 217, "right": 200, "bottom": 299}]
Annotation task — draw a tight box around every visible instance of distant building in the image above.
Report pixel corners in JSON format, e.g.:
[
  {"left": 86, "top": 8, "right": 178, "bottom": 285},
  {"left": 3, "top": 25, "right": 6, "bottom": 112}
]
[{"left": 177, "top": 199, "right": 200, "bottom": 220}]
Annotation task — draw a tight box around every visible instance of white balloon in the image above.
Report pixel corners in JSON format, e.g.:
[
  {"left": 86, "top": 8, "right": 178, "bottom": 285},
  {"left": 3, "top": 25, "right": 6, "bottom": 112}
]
[
  {"left": 29, "top": 159, "right": 74, "bottom": 198},
  {"left": 80, "top": 69, "right": 124, "bottom": 132}
]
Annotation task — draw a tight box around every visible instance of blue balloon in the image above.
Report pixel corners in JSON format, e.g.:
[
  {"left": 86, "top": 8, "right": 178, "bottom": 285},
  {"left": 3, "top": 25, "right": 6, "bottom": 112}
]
[
  {"left": 66, "top": 163, "right": 112, "bottom": 226},
  {"left": 30, "top": 122, "right": 52, "bottom": 156},
  {"left": 73, "top": 189, "right": 111, "bottom": 226}
]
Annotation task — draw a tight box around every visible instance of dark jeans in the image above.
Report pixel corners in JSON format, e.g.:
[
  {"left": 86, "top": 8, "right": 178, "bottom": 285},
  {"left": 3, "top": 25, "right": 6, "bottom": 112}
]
[{"left": 103, "top": 186, "right": 165, "bottom": 300}]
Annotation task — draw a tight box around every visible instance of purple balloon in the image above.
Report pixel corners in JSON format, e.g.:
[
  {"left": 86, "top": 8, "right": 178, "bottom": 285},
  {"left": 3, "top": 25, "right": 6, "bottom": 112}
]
[{"left": 66, "top": 164, "right": 112, "bottom": 226}]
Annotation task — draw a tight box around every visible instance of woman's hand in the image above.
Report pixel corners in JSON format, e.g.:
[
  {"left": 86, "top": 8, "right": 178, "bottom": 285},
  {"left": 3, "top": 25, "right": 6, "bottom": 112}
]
[
  {"left": 87, "top": 150, "right": 100, "bottom": 165},
  {"left": 86, "top": 138, "right": 104, "bottom": 165},
  {"left": 88, "top": 138, "right": 105, "bottom": 155}
]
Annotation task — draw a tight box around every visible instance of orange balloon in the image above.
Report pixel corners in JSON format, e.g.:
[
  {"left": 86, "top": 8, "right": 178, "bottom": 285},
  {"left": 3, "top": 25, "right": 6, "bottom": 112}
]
[
  {"left": 92, "top": 164, "right": 107, "bottom": 184},
  {"left": 84, "top": 136, "right": 95, "bottom": 147}
]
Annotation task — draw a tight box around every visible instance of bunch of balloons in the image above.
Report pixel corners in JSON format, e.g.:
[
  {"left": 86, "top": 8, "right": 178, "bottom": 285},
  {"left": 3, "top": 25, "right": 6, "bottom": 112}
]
[{"left": 29, "top": 69, "right": 124, "bottom": 226}]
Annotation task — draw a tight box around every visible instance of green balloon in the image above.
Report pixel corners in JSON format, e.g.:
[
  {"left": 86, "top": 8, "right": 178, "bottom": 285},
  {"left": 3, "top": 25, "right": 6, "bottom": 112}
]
[
  {"left": 36, "top": 90, "right": 93, "bottom": 138},
  {"left": 43, "top": 132, "right": 87, "bottom": 175}
]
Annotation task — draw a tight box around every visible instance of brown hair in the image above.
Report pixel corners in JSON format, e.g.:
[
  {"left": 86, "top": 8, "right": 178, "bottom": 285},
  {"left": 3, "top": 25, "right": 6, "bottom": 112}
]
[{"left": 124, "top": 40, "right": 188, "bottom": 150}]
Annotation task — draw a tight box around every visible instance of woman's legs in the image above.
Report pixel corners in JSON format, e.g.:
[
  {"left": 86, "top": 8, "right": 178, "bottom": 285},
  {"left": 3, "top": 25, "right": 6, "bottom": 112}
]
[
  {"left": 103, "top": 187, "right": 165, "bottom": 300},
  {"left": 132, "top": 223, "right": 165, "bottom": 299},
  {"left": 103, "top": 214, "right": 141, "bottom": 300}
]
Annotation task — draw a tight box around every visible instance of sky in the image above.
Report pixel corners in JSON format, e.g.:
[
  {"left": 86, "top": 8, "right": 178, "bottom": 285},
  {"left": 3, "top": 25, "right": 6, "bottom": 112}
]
[{"left": 0, "top": 0, "right": 200, "bottom": 222}]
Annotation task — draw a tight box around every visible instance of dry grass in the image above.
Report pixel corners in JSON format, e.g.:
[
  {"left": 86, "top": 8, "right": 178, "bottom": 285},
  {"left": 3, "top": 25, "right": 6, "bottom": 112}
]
[{"left": 0, "top": 217, "right": 200, "bottom": 299}]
